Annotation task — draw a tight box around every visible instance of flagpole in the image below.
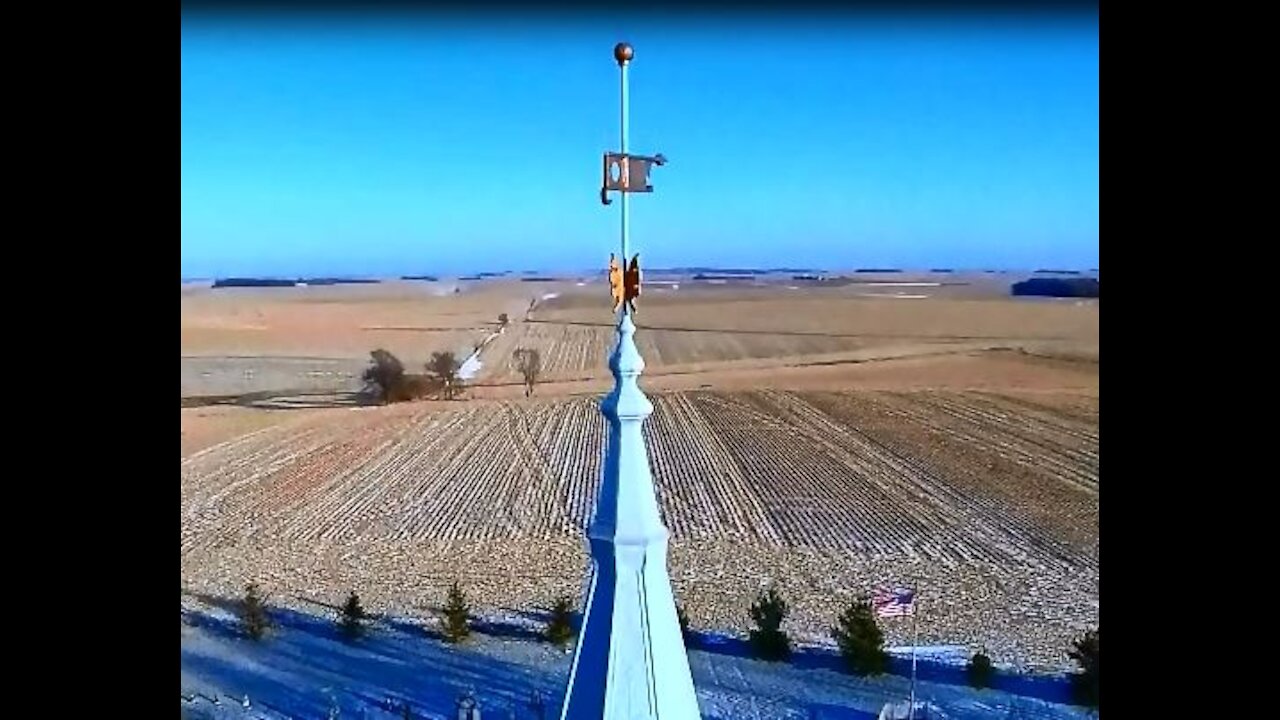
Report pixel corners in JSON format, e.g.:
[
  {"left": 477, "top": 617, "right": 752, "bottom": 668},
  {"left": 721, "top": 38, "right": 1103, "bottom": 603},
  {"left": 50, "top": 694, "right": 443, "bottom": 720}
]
[{"left": 908, "top": 581, "right": 918, "bottom": 720}]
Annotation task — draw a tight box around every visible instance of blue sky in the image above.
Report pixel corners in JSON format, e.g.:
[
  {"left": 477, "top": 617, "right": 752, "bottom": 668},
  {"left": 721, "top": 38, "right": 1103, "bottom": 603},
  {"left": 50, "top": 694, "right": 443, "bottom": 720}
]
[{"left": 181, "top": 12, "right": 1098, "bottom": 278}]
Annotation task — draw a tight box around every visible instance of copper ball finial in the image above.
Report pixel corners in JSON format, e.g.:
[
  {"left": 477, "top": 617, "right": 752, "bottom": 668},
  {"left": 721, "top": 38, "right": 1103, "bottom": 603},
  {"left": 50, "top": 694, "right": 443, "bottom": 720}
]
[{"left": 614, "top": 42, "right": 634, "bottom": 66}]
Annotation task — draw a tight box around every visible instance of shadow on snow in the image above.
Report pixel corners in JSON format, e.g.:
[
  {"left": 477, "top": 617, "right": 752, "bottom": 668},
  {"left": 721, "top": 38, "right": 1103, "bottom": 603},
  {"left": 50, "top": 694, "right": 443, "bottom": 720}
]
[{"left": 181, "top": 592, "right": 1082, "bottom": 719}]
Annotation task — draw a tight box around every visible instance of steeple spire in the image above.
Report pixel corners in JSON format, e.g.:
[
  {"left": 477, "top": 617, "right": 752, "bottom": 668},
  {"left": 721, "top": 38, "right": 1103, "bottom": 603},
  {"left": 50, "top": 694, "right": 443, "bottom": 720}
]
[{"left": 559, "top": 42, "right": 701, "bottom": 720}]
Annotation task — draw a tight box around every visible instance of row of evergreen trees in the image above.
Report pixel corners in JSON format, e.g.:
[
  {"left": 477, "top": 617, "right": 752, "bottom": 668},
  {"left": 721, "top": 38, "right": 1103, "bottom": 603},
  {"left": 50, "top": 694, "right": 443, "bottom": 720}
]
[
  {"left": 237, "top": 583, "right": 1098, "bottom": 708},
  {"left": 744, "top": 587, "right": 1097, "bottom": 708},
  {"left": 239, "top": 583, "right": 577, "bottom": 648}
]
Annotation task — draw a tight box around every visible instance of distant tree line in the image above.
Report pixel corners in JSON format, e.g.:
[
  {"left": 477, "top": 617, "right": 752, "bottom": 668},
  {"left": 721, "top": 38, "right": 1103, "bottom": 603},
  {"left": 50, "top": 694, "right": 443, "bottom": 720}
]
[
  {"left": 211, "top": 277, "right": 381, "bottom": 288},
  {"left": 1012, "top": 278, "right": 1099, "bottom": 298},
  {"left": 362, "top": 322, "right": 543, "bottom": 403},
  {"left": 361, "top": 349, "right": 464, "bottom": 403}
]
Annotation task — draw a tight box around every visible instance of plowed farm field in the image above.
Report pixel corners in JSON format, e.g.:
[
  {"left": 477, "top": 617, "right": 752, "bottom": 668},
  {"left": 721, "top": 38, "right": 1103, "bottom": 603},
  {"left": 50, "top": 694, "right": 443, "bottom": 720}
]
[
  {"left": 477, "top": 321, "right": 872, "bottom": 383},
  {"left": 181, "top": 389, "right": 1097, "bottom": 672},
  {"left": 473, "top": 290, "right": 1098, "bottom": 385}
]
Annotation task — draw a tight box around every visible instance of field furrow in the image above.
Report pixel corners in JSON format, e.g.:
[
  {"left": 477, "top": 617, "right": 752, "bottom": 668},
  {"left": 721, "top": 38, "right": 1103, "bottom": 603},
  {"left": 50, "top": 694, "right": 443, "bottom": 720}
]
[
  {"left": 876, "top": 393, "right": 1098, "bottom": 495},
  {"left": 913, "top": 393, "right": 1098, "bottom": 467},
  {"left": 799, "top": 392, "right": 1097, "bottom": 561}
]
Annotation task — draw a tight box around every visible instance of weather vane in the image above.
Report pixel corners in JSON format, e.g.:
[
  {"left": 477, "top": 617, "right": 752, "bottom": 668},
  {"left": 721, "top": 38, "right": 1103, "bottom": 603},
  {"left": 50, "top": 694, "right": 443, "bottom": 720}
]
[{"left": 602, "top": 41, "right": 665, "bottom": 316}]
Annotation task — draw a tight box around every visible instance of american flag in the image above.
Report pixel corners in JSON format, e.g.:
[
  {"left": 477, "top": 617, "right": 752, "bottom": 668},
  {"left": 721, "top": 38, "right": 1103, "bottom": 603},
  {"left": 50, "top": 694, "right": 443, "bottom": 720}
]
[{"left": 872, "top": 587, "right": 915, "bottom": 618}]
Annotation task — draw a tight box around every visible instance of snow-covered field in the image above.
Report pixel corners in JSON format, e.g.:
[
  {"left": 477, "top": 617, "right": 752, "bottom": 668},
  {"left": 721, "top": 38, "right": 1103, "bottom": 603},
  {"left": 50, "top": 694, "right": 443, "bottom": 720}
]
[{"left": 180, "top": 597, "right": 1092, "bottom": 720}]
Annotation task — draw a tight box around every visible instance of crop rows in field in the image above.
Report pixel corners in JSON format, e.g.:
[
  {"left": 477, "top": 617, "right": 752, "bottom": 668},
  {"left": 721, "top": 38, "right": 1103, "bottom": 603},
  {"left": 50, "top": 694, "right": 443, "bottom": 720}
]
[
  {"left": 636, "top": 328, "right": 862, "bottom": 368},
  {"left": 862, "top": 392, "right": 1097, "bottom": 495},
  {"left": 796, "top": 391, "right": 1098, "bottom": 559},
  {"left": 182, "top": 390, "right": 1096, "bottom": 574},
  {"left": 536, "top": 293, "right": 1100, "bottom": 344},
  {"left": 181, "top": 389, "right": 1098, "bottom": 670},
  {"left": 478, "top": 321, "right": 864, "bottom": 384},
  {"left": 477, "top": 323, "right": 612, "bottom": 383}
]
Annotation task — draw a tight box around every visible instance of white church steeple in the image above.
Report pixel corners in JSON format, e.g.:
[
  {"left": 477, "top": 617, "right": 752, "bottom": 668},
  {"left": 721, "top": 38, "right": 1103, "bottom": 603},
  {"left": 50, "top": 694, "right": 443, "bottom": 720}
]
[{"left": 558, "top": 42, "right": 702, "bottom": 720}]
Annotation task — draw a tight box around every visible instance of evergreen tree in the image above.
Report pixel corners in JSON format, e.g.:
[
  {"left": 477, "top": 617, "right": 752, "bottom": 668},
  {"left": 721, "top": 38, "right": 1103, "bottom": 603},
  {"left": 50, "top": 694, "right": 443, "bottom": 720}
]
[
  {"left": 967, "top": 650, "right": 994, "bottom": 690},
  {"left": 544, "top": 596, "right": 576, "bottom": 648},
  {"left": 240, "top": 583, "right": 271, "bottom": 641},
  {"left": 831, "top": 598, "right": 888, "bottom": 676},
  {"left": 1068, "top": 629, "right": 1099, "bottom": 708},
  {"left": 440, "top": 581, "right": 471, "bottom": 643},
  {"left": 340, "top": 591, "right": 367, "bottom": 641},
  {"left": 748, "top": 587, "right": 791, "bottom": 661}
]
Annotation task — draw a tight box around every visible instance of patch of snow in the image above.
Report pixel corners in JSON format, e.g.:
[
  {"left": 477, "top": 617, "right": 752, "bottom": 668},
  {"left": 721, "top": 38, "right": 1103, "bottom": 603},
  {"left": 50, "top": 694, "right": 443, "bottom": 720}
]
[
  {"left": 458, "top": 351, "right": 483, "bottom": 380},
  {"left": 541, "top": 292, "right": 560, "bottom": 301},
  {"left": 456, "top": 327, "right": 505, "bottom": 381},
  {"left": 885, "top": 645, "right": 970, "bottom": 665}
]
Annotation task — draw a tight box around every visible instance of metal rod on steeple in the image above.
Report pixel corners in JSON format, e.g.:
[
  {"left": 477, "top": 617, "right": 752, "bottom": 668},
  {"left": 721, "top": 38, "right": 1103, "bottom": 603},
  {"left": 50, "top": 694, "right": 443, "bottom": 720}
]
[{"left": 619, "top": 43, "right": 630, "bottom": 278}]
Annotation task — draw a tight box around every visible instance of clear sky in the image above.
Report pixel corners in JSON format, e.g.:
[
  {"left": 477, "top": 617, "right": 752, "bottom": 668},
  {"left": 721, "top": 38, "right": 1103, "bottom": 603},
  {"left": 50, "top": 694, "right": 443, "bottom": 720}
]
[{"left": 181, "top": 11, "right": 1098, "bottom": 278}]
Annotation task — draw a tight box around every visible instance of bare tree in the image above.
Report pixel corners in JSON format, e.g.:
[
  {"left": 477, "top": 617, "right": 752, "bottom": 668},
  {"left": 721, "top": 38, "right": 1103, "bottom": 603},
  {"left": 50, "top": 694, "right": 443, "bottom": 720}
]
[
  {"left": 512, "top": 348, "right": 541, "bottom": 397},
  {"left": 497, "top": 312, "right": 509, "bottom": 327},
  {"left": 361, "top": 349, "right": 405, "bottom": 404},
  {"left": 426, "top": 351, "right": 463, "bottom": 400}
]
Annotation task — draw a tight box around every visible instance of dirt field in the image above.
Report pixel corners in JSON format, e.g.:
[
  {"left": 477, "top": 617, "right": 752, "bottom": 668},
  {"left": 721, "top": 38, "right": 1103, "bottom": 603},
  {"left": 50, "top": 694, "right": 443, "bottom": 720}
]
[
  {"left": 181, "top": 280, "right": 539, "bottom": 396},
  {"left": 181, "top": 387, "right": 1097, "bottom": 671},
  {"left": 180, "top": 277, "right": 1097, "bottom": 397},
  {"left": 180, "top": 275, "right": 1098, "bottom": 672}
]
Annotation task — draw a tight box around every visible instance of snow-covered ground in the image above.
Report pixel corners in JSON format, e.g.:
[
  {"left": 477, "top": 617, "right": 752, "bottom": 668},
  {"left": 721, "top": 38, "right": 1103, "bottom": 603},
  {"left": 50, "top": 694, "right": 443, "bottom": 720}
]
[
  {"left": 884, "top": 646, "right": 970, "bottom": 666},
  {"left": 457, "top": 325, "right": 507, "bottom": 382},
  {"left": 180, "top": 598, "right": 1091, "bottom": 720},
  {"left": 457, "top": 350, "right": 483, "bottom": 381}
]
